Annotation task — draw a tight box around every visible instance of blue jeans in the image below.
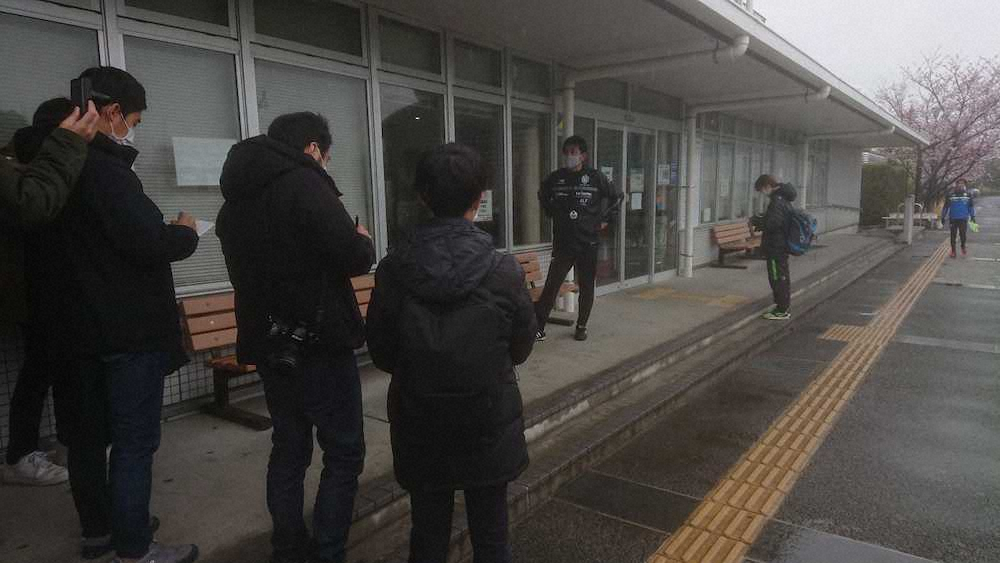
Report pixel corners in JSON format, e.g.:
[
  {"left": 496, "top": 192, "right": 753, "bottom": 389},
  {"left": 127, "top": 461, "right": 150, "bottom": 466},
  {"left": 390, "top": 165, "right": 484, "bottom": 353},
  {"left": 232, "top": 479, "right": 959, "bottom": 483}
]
[
  {"left": 260, "top": 349, "right": 365, "bottom": 563},
  {"left": 61, "top": 351, "right": 170, "bottom": 558}
]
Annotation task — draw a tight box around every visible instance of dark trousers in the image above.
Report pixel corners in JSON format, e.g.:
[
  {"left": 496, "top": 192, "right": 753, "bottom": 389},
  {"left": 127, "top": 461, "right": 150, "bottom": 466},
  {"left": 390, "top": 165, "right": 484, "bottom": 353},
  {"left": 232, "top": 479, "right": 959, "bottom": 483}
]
[
  {"left": 766, "top": 255, "right": 791, "bottom": 313},
  {"left": 535, "top": 245, "right": 598, "bottom": 331},
  {"left": 60, "top": 351, "right": 170, "bottom": 557},
  {"left": 949, "top": 219, "right": 968, "bottom": 251},
  {"left": 260, "top": 349, "right": 365, "bottom": 563},
  {"left": 5, "top": 325, "right": 51, "bottom": 464},
  {"left": 408, "top": 485, "right": 511, "bottom": 563}
]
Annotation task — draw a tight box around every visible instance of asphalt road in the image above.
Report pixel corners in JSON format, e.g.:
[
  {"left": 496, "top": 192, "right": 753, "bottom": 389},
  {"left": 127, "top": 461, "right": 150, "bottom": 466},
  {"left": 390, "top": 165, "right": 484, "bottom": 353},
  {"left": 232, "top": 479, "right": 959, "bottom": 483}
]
[{"left": 508, "top": 197, "right": 1000, "bottom": 563}]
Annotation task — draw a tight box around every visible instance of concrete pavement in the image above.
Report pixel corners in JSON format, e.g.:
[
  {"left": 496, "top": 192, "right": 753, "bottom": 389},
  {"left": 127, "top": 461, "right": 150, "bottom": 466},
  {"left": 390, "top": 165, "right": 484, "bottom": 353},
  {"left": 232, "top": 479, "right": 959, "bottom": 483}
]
[{"left": 0, "top": 229, "right": 901, "bottom": 563}]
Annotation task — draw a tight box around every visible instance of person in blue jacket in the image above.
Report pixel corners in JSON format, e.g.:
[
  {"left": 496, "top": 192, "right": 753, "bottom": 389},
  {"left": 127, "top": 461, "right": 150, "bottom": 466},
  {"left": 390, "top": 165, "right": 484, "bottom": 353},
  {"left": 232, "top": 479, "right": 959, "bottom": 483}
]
[{"left": 941, "top": 178, "right": 976, "bottom": 258}]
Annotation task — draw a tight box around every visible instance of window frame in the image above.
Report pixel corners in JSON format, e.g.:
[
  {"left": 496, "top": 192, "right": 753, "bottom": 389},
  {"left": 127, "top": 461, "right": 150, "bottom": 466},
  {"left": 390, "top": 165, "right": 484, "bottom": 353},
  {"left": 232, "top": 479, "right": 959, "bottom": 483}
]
[{"left": 244, "top": 0, "right": 367, "bottom": 68}]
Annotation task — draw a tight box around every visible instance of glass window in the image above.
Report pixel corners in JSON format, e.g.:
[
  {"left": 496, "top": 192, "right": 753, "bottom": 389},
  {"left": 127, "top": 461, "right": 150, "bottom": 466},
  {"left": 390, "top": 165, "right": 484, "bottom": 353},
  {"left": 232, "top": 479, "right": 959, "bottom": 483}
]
[
  {"left": 254, "top": 0, "right": 362, "bottom": 57},
  {"left": 699, "top": 136, "right": 718, "bottom": 223},
  {"left": 736, "top": 118, "right": 753, "bottom": 138},
  {"left": 255, "top": 60, "right": 373, "bottom": 233},
  {"left": 595, "top": 127, "right": 623, "bottom": 286},
  {"left": 0, "top": 14, "right": 100, "bottom": 145},
  {"left": 654, "top": 131, "right": 680, "bottom": 273},
  {"left": 576, "top": 79, "right": 627, "bottom": 109},
  {"left": 512, "top": 107, "right": 552, "bottom": 247},
  {"left": 573, "top": 116, "right": 595, "bottom": 156},
  {"left": 717, "top": 141, "right": 734, "bottom": 220},
  {"left": 454, "top": 40, "right": 502, "bottom": 88},
  {"left": 511, "top": 56, "right": 550, "bottom": 98},
  {"left": 720, "top": 116, "right": 736, "bottom": 136},
  {"left": 631, "top": 87, "right": 682, "bottom": 119},
  {"left": 124, "top": 37, "right": 241, "bottom": 288},
  {"left": 454, "top": 98, "right": 505, "bottom": 247},
  {"left": 704, "top": 113, "right": 720, "bottom": 132},
  {"left": 51, "top": 0, "right": 98, "bottom": 9},
  {"left": 379, "top": 17, "right": 441, "bottom": 76},
  {"left": 734, "top": 143, "right": 751, "bottom": 218},
  {"left": 124, "top": 0, "right": 229, "bottom": 26},
  {"left": 380, "top": 84, "right": 444, "bottom": 248}
]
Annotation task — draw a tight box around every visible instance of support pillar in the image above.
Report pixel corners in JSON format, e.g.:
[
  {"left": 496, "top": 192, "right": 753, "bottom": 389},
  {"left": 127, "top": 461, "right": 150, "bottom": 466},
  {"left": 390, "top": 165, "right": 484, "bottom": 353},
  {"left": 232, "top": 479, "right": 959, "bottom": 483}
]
[
  {"left": 797, "top": 140, "right": 809, "bottom": 209},
  {"left": 682, "top": 113, "right": 699, "bottom": 278},
  {"left": 903, "top": 193, "right": 915, "bottom": 245},
  {"left": 562, "top": 82, "right": 575, "bottom": 140}
]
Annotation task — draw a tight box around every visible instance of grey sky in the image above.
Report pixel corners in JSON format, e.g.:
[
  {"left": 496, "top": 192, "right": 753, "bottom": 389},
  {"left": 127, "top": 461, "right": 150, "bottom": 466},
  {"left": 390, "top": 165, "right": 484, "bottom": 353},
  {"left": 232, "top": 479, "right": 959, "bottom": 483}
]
[{"left": 758, "top": 0, "right": 1000, "bottom": 98}]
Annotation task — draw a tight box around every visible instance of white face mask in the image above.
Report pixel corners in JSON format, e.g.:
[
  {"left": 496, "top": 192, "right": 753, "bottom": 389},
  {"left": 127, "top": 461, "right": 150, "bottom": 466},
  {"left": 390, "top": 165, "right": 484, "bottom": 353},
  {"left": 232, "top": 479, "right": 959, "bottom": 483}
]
[
  {"left": 564, "top": 154, "right": 583, "bottom": 170},
  {"left": 111, "top": 113, "right": 137, "bottom": 148}
]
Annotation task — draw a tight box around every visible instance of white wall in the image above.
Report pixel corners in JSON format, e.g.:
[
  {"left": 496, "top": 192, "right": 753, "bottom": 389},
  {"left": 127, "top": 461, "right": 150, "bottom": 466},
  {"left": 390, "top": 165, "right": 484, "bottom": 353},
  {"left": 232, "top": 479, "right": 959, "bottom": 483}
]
[{"left": 827, "top": 141, "right": 863, "bottom": 208}]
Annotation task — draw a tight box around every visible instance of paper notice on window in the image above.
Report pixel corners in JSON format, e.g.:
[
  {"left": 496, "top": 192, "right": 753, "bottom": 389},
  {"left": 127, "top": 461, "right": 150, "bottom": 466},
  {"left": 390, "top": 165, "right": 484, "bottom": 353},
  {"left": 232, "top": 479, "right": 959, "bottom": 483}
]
[
  {"left": 475, "top": 190, "right": 494, "bottom": 222},
  {"left": 657, "top": 164, "right": 671, "bottom": 185},
  {"left": 195, "top": 220, "right": 215, "bottom": 237},
  {"left": 172, "top": 137, "right": 237, "bottom": 187},
  {"left": 630, "top": 192, "right": 644, "bottom": 211}
]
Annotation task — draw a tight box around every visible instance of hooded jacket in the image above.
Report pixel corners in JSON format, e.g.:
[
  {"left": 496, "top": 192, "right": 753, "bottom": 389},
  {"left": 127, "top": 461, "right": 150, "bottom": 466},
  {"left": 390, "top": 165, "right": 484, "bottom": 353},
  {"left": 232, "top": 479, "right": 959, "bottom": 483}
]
[
  {"left": 757, "top": 183, "right": 798, "bottom": 257},
  {"left": 31, "top": 133, "right": 198, "bottom": 367},
  {"left": 366, "top": 218, "right": 536, "bottom": 491},
  {"left": 539, "top": 167, "right": 623, "bottom": 256},
  {"left": 217, "top": 135, "right": 376, "bottom": 364},
  {"left": 941, "top": 188, "right": 976, "bottom": 222}
]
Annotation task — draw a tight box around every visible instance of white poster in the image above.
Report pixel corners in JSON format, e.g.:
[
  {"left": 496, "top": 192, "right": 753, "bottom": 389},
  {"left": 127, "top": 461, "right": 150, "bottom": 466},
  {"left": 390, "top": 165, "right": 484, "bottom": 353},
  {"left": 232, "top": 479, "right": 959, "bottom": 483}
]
[
  {"left": 657, "top": 164, "right": 671, "bottom": 185},
  {"left": 601, "top": 166, "right": 615, "bottom": 185},
  {"left": 475, "top": 190, "right": 494, "bottom": 222},
  {"left": 629, "top": 169, "right": 645, "bottom": 193},
  {"left": 630, "top": 192, "right": 644, "bottom": 211},
  {"left": 173, "top": 137, "right": 237, "bottom": 187}
]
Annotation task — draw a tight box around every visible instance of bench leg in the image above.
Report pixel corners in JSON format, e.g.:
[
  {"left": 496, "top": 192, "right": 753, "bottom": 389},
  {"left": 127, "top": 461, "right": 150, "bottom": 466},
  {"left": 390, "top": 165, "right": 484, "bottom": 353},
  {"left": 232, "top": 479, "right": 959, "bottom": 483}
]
[{"left": 202, "top": 369, "right": 272, "bottom": 431}]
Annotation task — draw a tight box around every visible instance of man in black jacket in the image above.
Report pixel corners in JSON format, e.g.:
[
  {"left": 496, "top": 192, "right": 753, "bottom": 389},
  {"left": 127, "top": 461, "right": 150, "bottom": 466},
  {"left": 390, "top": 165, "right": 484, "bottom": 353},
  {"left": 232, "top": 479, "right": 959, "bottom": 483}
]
[
  {"left": 751, "top": 174, "right": 797, "bottom": 321},
  {"left": 37, "top": 68, "right": 201, "bottom": 563},
  {"left": 535, "top": 135, "right": 622, "bottom": 342},
  {"left": 217, "top": 112, "right": 375, "bottom": 563}
]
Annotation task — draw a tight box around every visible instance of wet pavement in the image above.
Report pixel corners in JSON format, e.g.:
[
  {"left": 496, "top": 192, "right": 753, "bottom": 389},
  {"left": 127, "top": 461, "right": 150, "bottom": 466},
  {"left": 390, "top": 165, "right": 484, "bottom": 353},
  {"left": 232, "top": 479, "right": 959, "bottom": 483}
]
[{"left": 509, "top": 198, "right": 1000, "bottom": 563}]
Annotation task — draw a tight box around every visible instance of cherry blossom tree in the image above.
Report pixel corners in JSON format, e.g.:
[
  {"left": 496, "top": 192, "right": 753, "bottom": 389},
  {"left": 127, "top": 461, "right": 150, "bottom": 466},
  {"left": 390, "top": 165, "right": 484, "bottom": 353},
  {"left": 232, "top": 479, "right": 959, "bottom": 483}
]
[{"left": 876, "top": 52, "right": 1000, "bottom": 202}]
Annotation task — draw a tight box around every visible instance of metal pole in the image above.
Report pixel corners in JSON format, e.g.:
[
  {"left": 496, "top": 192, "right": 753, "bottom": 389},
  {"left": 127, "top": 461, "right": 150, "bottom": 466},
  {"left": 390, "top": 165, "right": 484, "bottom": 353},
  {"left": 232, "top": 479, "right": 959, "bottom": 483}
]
[
  {"left": 683, "top": 113, "right": 699, "bottom": 277},
  {"left": 797, "top": 139, "right": 809, "bottom": 209}
]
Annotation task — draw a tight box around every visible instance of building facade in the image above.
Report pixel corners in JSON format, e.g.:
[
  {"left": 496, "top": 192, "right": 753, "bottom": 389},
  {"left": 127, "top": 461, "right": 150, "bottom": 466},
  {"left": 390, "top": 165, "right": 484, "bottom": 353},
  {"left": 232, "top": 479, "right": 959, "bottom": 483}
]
[{"left": 0, "top": 0, "right": 925, "bottom": 451}]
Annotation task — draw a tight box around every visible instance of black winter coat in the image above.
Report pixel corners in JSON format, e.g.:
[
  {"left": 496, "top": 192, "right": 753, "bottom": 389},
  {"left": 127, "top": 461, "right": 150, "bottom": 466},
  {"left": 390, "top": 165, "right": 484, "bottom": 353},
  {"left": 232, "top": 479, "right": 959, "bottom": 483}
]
[
  {"left": 539, "top": 167, "right": 622, "bottom": 256},
  {"left": 32, "top": 133, "right": 198, "bottom": 368},
  {"left": 217, "top": 136, "right": 376, "bottom": 363},
  {"left": 757, "top": 183, "right": 797, "bottom": 257},
  {"left": 366, "top": 218, "right": 537, "bottom": 492}
]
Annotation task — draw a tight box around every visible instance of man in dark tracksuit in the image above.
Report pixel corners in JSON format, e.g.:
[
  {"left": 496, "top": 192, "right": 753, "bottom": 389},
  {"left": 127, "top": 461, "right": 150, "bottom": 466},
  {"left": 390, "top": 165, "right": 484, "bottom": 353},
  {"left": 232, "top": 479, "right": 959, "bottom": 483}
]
[
  {"left": 941, "top": 179, "right": 976, "bottom": 258},
  {"left": 536, "top": 135, "right": 622, "bottom": 342},
  {"left": 751, "top": 174, "right": 797, "bottom": 320}
]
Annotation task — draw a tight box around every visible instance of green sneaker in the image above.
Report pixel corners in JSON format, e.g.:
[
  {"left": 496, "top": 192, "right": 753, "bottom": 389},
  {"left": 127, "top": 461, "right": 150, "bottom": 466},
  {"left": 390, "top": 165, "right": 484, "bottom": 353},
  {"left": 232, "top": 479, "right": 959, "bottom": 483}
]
[{"left": 762, "top": 310, "right": 791, "bottom": 321}]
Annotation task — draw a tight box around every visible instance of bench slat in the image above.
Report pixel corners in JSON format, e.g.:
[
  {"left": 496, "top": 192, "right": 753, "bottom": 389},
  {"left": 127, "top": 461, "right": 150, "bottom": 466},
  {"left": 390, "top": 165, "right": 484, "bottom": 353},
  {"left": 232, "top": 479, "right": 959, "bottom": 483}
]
[
  {"left": 190, "top": 328, "right": 238, "bottom": 351},
  {"left": 186, "top": 312, "right": 237, "bottom": 335},
  {"left": 206, "top": 355, "right": 256, "bottom": 374},
  {"left": 351, "top": 275, "right": 375, "bottom": 290},
  {"left": 180, "top": 293, "right": 235, "bottom": 316},
  {"left": 355, "top": 289, "right": 373, "bottom": 306}
]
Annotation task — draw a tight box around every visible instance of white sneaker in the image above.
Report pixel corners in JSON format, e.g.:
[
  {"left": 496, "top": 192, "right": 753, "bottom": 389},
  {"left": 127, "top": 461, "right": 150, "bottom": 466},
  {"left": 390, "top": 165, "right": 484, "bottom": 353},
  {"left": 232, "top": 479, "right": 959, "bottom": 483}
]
[{"left": 2, "top": 451, "right": 69, "bottom": 486}]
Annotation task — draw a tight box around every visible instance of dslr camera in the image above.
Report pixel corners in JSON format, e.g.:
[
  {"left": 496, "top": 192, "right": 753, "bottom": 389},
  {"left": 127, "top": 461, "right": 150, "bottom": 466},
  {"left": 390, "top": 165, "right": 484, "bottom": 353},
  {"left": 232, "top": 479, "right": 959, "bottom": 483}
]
[{"left": 265, "top": 316, "right": 321, "bottom": 374}]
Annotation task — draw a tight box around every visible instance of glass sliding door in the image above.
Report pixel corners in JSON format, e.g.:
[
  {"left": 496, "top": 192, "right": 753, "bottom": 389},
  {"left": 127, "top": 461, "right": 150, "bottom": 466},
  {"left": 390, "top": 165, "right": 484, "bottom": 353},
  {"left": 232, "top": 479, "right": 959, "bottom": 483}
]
[
  {"left": 595, "top": 126, "right": 623, "bottom": 287},
  {"left": 718, "top": 141, "right": 734, "bottom": 220},
  {"left": 625, "top": 130, "right": 655, "bottom": 281},
  {"left": 655, "top": 131, "right": 680, "bottom": 274}
]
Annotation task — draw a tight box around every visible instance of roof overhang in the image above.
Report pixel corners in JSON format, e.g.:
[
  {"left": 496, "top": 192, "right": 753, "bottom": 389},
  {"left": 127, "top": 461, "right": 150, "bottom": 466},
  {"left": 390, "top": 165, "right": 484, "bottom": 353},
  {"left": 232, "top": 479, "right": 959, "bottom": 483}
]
[{"left": 364, "top": 0, "right": 929, "bottom": 149}]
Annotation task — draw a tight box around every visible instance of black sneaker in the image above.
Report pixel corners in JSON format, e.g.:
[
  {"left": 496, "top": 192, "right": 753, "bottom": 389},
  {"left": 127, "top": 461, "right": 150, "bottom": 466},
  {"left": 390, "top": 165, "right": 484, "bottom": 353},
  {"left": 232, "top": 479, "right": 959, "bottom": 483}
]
[
  {"left": 83, "top": 516, "right": 160, "bottom": 559},
  {"left": 535, "top": 330, "right": 546, "bottom": 342},
  {"left": 574, "top": 326, "right": 588, "bottom": 341}
]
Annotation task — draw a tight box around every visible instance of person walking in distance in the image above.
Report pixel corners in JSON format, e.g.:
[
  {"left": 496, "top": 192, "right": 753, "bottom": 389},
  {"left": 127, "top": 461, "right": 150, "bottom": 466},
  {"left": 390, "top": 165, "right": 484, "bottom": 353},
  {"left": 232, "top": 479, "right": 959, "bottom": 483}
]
[
  {"left": 941, "top": 178, "right": 976, "bottom": 258},
  {"left": 751, "top": 174, "right": 797, "bottom": 320},
  {"left": 535, "top": 135, "right": 622, "bottom": 342}
]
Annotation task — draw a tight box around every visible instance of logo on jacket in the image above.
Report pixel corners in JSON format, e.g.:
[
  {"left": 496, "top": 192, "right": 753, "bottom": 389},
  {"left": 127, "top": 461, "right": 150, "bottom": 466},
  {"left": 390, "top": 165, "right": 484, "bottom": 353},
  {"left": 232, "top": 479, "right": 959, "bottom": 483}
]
[
  {"left": 569, "top": 210, "right": 579, "bottom": 220},
  {"left": 581, "top": 174, "right": 590, "bottom": 185}
]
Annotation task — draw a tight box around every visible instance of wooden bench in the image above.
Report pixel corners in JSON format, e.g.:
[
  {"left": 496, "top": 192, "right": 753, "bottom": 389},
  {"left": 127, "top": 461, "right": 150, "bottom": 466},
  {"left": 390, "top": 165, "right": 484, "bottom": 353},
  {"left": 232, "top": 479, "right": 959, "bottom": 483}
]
[
  {"left": 711, "top": 221, "right": 762, "bottom": 269},
  {"left": 514, "top": 251, "right": 577, "bottom": 326},
  {"left": 178, "top": 274, "right": 375, "bottom": 431}
]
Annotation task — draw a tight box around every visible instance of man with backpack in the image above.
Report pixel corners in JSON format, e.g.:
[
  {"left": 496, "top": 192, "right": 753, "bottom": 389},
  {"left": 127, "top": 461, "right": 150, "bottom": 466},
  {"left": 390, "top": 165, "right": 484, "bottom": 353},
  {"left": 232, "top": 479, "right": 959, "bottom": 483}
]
[
  {"left": 367, "top": 143, "right": 536, "bottom": 563},
  {"left": 751, "top": 174, "right": 799, "bottom": 320}
]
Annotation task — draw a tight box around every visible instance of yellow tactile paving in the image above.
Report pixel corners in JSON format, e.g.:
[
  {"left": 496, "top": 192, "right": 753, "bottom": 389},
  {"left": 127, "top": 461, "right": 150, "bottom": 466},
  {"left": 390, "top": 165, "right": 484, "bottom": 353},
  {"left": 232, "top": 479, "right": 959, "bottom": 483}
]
[{"left": 647, "top": 241, "right": 949, "bottom": 563}]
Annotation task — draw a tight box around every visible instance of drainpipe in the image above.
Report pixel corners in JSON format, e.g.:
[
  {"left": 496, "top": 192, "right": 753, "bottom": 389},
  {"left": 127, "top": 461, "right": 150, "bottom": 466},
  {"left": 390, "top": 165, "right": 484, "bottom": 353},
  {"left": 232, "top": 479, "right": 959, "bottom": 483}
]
[
  {"left": 805, "top": 126, "right": 895, "bottom": 141},
  {"left": 562, "top": 82, "right": 575, "bottom": 140},
  {"left": 691, "top": 85, "right": 831, "bottom": 115},
  {"left": 565, "top": 35, "right": 750, "bottom": 84},
  {"left": 682, "top": 113, "right": 699, "bottom": 278},
  {"left": 798, "top": 139, "right": 809, "bottom": 209}
]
